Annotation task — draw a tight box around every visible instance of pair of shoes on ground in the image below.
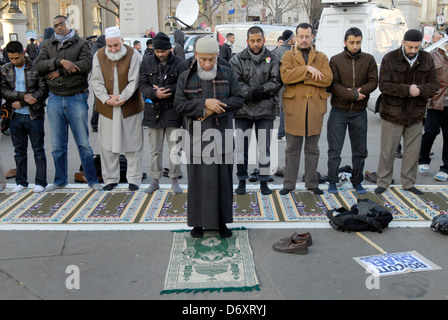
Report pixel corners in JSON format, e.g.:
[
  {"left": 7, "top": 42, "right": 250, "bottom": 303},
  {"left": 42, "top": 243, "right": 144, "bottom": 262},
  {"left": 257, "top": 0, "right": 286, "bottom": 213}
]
[
  {"left": 190, "top": 224, "right": 233, "bottom": 239},
  {"left": 11, "top": 185, "right": 45, "bottom": 193},
  {"left": 419, "top": 164, "right": 448, "bottom": 182},
  {"left": 279, "top": 187, "right": 323, "bottom": 195},
  {"left": 364, "top": 171, "right": 395, "bottom": 185},
  {"left": 272, "top": 232, "right": 312, "bottom": 255}
]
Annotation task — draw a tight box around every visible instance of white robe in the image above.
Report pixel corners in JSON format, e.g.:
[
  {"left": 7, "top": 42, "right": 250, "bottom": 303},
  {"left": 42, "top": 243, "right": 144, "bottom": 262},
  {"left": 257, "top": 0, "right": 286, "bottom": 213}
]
[{"left": 90, "top": 48, "right": 143, "bottom": 154}]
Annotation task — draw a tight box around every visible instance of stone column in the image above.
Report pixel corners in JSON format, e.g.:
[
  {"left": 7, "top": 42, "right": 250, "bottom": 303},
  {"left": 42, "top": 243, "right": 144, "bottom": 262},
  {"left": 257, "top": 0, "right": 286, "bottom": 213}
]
[
  {"left": 0, "top": 0, "right": 28, "bottom": 46},
  {"left": 398, "top": 0, "right": 421, "bottom": 29},
  {"left": 82, "top": 0, "right": 94, "bottom": 37}
]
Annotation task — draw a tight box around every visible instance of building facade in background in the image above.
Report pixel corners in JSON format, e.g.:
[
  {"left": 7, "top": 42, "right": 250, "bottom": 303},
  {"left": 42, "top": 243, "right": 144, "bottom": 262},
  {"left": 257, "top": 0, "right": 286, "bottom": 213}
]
[{"left": 0, "top": 0, "right": 118, "bottom": 45}]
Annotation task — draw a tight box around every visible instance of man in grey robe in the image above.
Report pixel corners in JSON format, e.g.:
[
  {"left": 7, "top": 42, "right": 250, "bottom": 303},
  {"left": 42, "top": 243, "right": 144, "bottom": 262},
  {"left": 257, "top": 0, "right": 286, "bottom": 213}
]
[
  {"left": 175, "top": 36, "right": 244, "bottom": 238},
  {"left": 89, "top": 26, "right": 144, "bottom": 191}
]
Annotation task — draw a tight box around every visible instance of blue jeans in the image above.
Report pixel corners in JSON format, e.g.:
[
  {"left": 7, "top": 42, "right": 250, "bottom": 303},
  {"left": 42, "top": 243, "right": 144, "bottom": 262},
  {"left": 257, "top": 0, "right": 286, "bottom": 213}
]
[
  {"left": 10, "top": 113, "right": 47, "bottom": 187},
  {"left": 47, "top": 92, "right": 99, "bottom": 186}
]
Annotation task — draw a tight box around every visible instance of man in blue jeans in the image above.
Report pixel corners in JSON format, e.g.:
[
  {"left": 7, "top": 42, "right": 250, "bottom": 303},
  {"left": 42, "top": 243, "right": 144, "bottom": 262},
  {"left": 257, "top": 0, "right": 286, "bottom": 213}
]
[
  {"left": 36, "top": 15, "right": 102, "bottom": 191},
  {"left": 1, "top": 41, "right": 48, "bottom": 193}
]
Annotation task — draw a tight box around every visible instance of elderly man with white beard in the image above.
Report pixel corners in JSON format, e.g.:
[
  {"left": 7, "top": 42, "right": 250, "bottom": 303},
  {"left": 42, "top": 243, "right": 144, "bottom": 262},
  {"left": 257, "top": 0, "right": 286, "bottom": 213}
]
[
  {"left": 175, "top": 36, "right": 244, "bottom": 239},
  {"left": 89, "top": 26, "right": 144, "bottom": 191}
]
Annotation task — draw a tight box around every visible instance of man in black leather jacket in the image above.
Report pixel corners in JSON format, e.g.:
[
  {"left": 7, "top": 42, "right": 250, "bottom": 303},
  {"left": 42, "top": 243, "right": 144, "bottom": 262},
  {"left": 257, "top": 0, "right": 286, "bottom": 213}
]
[{"left": 230, "top": 26, "right": 282, "bottom": 195}]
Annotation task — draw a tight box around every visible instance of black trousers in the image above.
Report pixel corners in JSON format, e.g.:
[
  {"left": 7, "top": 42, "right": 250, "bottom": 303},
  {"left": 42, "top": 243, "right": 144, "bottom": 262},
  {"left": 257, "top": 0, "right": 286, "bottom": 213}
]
[
  {"left": 327, "top": 108, "right": 368, "bottom": 186},
  {"left": 419, "top": 108, "right": 448, "bottom": 174}
]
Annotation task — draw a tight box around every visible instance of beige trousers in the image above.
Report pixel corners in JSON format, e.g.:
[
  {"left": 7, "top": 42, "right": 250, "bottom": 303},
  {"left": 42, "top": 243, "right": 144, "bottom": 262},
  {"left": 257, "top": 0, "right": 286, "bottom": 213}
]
[
  {"left": 283, "top": 133, "right": 321, "bottom": 190},
  {"left": 99, "top": 145, "right": 143, "bottom": 186},
  {"left": 377, "top": 119, "right": 422, "bottom": 189},
  {"left": 148, "top": 127, "right": 182, "bottom": 180}
]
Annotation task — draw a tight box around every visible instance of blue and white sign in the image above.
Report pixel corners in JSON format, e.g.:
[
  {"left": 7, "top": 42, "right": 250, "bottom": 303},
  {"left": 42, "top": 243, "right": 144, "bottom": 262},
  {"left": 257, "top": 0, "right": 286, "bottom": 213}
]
[{"left": 354, "top": 251, "right": 442, "bottom": 277}]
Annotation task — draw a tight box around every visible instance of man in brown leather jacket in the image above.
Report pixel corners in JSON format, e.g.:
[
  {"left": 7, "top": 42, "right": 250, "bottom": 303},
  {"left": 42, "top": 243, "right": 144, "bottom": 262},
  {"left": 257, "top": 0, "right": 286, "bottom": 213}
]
[
  {"left": 419, "top": 40, "right": 448, "bottom": 182},
  {"left": 376, "top": 29, "right": 439, "bottom": 195},
  {"left": 327, "top": 27, "right": 378, "bottom": 195}
]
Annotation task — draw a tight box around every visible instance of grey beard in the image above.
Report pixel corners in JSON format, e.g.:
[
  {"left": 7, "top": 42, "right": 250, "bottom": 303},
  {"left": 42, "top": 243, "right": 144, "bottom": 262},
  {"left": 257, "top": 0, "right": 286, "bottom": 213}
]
[
  {"left": 105, "top": 45, "right": 127, "bottom": 61},
  {"left": 197, "top": 63, "right": 217, "bottom": 81}
]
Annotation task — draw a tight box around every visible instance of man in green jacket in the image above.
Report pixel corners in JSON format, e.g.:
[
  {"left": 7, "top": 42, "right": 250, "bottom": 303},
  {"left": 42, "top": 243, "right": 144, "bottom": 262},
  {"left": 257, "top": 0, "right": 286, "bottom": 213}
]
[
  {"left": 376, "top": 29, "right": 439, "bottom": 195},
  {"left": 327, "top": 27, "right": 378, "bottom": 194},
  {"left": 36, "top": 15, "right": 102, "bottom": 191}
]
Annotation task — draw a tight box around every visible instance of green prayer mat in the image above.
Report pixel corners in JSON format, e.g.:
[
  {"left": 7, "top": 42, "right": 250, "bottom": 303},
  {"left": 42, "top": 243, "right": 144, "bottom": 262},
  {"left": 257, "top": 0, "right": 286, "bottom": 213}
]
[{"left": 161, "top": 228, "right": 260, "bottom": 294}]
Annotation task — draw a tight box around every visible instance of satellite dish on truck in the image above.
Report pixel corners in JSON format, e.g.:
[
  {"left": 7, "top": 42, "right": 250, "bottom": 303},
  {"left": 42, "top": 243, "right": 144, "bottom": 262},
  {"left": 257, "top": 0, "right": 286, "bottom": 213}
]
[{"left": 173, "top": 0, "right": 199, "bottom": 29}]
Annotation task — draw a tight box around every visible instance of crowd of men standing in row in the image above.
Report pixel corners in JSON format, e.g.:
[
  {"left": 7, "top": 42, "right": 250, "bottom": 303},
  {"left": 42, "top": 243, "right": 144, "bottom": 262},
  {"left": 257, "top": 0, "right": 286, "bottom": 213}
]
[{"left": 0, "top": 15, "right": 443, "bottom": 238}]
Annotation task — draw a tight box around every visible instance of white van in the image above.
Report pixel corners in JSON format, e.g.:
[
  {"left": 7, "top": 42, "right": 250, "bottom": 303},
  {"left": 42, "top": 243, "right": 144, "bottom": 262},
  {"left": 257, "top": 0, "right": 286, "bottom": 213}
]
[
  {"left": 315, "top": 0, "right": 408, "bottom": 113},
  {"left": 214, "top": 23, "right": 295, "bottom": 54}
]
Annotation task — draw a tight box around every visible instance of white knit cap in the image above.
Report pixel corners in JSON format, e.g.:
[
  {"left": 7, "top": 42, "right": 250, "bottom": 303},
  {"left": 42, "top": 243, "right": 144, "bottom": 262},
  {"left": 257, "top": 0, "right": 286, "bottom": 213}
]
[
  {"left": 105, "top": 26, "right": 122, "bottom": 39},
  {"left": 195, "top": 36, "right": 219, "bottom": 54}
]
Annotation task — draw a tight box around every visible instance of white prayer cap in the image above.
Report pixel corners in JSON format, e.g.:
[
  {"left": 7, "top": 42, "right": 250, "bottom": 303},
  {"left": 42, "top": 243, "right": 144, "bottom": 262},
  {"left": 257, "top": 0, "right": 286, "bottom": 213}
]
[
  {"left": 195, "top": 36, "right": 219, "bottom": 54},
  {"left": 105, "top": 26, "right": 122, "bottom": 39}
]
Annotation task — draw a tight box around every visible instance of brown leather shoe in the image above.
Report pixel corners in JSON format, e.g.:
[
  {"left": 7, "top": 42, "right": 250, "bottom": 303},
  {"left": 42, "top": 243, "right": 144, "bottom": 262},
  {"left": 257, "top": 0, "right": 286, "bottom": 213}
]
[
  {"left": 5, "top": 168, "right": 17, "bottom": 179},
  {"left": 273, "top": 233, "right": 308, "bottom": 254},
  {"left": 74, "top": 171, "right": 88, "bottom": 183},
  {"left": 280, "top": 232, "right": 312, "bottom": 246},
  {"left": 365, "top": 171, "right": 377, "bottom": 183}
]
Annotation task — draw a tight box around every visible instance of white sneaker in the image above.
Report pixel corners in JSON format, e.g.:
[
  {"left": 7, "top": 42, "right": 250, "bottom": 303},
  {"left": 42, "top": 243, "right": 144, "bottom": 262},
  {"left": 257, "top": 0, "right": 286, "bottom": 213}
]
[
  {"left": 434, "top": 171, "right": 448, "bottom": 182},
  {"left": 33, "top": 185, "right": 45, "bottom": 193},
  {"left": 419, "top": 164, "right": 430, "bottom": 173},
  {"left": 11, "top": 185, "right": 25, "bottom": 193}
]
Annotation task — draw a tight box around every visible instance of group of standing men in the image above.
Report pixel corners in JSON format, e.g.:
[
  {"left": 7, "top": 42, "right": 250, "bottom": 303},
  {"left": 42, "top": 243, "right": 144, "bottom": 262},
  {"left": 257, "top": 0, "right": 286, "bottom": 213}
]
[{"left": 0, "top": 14, "right": 443, "bottom": 239}]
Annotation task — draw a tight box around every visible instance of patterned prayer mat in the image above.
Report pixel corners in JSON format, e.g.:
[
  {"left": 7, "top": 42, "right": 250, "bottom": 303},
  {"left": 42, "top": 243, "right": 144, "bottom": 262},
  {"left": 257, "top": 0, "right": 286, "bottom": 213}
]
[
  {"left": 0, "top": 185, "right": 446, "bottom": 225},
  {"left": 161, "top": 229, "right": 260, "bottom": 294},
  {"left": 140, "top": 190, "right": 279, "bottom": 223}
]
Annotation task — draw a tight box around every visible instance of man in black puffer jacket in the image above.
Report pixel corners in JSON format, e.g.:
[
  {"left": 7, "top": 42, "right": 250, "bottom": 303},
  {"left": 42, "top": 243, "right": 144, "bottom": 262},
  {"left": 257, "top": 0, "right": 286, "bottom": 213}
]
[{"left": 139, "top": 32, "right": 184, "bottom": 194}]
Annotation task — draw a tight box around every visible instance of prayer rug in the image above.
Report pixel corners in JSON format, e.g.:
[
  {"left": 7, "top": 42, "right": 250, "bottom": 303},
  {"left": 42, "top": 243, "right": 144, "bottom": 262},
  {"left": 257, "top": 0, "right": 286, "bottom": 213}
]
[
  {"left": 276, "top": 186, "right": 427, "bottom": 222},
  {"left": 0, "top": 189, "right": 93, "bottom": 224},
  {"left": 161, "top": 228, "right": 260, "bottom": 294},
  {"left": 138, "top": 190, "right": 279, "bottom": 223},
  {"left": 1, "top": 185, "right": 447, "bottom": 225},
  {"left": 67, "top": 189, "right": 147, "bottom": 224},
  {"left": 392, "top": 186, "right": 448, "bottom": 220}
]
